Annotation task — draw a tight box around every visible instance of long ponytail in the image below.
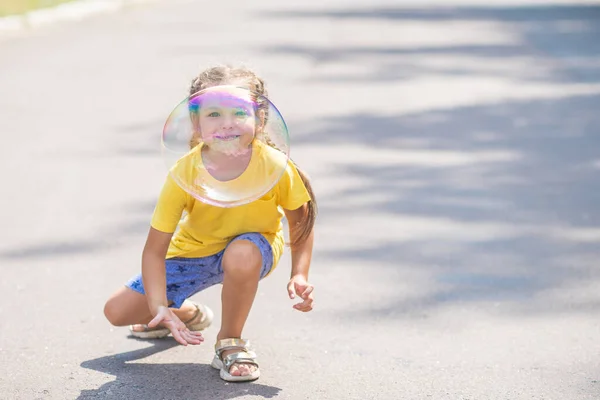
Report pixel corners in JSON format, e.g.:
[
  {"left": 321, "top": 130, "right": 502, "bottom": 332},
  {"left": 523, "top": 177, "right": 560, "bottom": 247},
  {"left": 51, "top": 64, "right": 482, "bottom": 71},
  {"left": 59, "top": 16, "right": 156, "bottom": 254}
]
[{"left": 289, "top": 162, "right": 317, "bottom": 247}]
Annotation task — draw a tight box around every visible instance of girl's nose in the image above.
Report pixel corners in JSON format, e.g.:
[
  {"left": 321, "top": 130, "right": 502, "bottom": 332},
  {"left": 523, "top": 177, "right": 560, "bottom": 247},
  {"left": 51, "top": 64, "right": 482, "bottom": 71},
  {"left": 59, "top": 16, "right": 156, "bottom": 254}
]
[{"left": 221, "top": 115, "right": 236, "bottom": 129}]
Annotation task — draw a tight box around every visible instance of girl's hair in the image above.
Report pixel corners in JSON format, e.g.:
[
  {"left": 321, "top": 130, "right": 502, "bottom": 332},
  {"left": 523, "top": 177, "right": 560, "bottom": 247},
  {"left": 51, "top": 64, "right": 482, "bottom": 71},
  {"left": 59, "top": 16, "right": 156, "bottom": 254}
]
[{"left": 188, "top": 65, "right": 317, "bottom": 246}]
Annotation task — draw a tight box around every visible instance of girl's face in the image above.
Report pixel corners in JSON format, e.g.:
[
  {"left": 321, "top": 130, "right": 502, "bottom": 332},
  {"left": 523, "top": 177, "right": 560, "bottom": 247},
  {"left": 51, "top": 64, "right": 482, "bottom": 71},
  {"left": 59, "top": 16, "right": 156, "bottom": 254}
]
[{"left": 196, "top": 86, "right": 260, "bottom": 155}]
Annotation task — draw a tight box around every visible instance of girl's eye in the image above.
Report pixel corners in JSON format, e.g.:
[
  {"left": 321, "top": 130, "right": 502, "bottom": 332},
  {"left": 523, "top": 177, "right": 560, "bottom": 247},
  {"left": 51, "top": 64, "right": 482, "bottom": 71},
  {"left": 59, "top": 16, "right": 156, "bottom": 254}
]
[
  {"left": 235, "top": 109, "right": 248, "bottom": 117},
  {"left": 207, "top": 111, "right": 220, "bottom": 117}
]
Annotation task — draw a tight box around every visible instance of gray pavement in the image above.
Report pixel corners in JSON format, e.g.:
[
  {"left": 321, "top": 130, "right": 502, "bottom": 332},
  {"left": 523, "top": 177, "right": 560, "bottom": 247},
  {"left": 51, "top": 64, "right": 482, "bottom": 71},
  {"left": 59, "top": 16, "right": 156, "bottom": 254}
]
[{"left": 1, "top": 1, "right": 599, "bottom": 399}]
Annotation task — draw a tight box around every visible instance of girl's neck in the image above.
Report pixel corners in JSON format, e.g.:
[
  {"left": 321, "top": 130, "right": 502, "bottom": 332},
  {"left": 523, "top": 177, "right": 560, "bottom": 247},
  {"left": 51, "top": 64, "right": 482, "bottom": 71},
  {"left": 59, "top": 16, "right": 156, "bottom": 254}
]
[{"left": 201, "top": 143, "right": 253, "bottom": 182}]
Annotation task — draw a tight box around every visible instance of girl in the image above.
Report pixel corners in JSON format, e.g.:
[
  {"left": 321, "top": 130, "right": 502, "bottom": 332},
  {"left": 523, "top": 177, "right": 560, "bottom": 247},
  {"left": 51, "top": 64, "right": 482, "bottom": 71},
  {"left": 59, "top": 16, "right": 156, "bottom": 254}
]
[{"left": 103, "top": 65, "right": 317, "bottom": 382}]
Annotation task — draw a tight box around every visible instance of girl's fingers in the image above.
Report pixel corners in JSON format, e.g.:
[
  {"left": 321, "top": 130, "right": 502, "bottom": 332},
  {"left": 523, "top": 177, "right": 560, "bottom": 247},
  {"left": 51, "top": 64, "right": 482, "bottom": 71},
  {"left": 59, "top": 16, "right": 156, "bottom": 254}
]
[
  {"left": 160, "top": 315, "right": 204, "bottom": 345},
  {"left": 162, "top": 319, "right": 188, "bottom": 346},
  {"left": 181, "top": 329, "right": 203, "bottom": 345},
  {"left": 148, "top": 311, "right": 203, "bottom": 345},
  {"left": 293, "top": 299, "right": 314, "bottom": 311},
  {"left": 300, "top": 294, "right": 314, "bottom": 306},
  {"left": 188, "top": 331, "right": 204, "bottom": 340},
  {"left": 147, "top": 314, "right": 164, "bottom": 328},
  {"left": 287, "top": 281, "right": 296, "bottom": 299},
  {"left": 170, "top": 328, "right": 188, "bottom": 346},
  {"left": 300, "top": 286, "right": 314, "bottom": 298},
  {"left": 293, "top": 304, "right": 313, "bottom": 312}
]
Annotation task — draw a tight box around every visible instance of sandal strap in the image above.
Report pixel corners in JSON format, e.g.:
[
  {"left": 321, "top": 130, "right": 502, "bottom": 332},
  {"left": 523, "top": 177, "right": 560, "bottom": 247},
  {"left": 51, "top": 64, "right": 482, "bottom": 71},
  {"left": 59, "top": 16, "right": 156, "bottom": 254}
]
[
  {"left": 182, "top": 302, "right": 202, "bottom": 325},
  {"left": 215, "top": 338, "right": 251, "bottom": 353},
  {"left": 223, "top": 351, "right": 258, "bottom": 370}
]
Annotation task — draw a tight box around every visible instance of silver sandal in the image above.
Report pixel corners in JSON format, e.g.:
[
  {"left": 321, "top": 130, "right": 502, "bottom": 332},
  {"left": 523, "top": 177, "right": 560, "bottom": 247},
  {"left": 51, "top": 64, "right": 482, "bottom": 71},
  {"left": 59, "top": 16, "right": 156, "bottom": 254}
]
[{"left": 211, "top": 338, "right": 260, "bottom": 382}]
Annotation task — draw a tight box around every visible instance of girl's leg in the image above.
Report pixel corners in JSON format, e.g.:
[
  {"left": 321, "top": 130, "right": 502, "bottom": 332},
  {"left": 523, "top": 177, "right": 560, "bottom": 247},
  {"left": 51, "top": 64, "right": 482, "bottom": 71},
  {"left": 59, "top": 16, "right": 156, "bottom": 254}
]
[
  {"left": 218, "top": 239, "right": 264, "bottom": 377},
  {"left": 103, "top": 286, "right": 198, "bottom": 327}
]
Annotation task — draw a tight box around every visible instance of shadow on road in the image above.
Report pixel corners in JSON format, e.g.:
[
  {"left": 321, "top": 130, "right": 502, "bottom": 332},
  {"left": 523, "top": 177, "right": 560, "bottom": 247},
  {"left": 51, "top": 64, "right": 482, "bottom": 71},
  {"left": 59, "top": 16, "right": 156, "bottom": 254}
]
[
  {"left": 79, "top": 339, "right": 281, "bottom": 400},
  {"left": 259, "top": 3, "right": 600, "bottom": 84},
  {"left": 255, "top": 4, "right": 600, "bottom": 317},
  {"left": 301, "top": 92, "right": 600, "bottom": 317}
]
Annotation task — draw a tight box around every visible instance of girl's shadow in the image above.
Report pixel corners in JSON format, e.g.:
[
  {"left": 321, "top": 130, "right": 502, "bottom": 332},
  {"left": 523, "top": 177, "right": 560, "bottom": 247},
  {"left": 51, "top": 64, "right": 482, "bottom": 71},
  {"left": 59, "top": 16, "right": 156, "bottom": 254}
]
[{"left": 78, "top": 339, "right": 282, "bottom": 400}]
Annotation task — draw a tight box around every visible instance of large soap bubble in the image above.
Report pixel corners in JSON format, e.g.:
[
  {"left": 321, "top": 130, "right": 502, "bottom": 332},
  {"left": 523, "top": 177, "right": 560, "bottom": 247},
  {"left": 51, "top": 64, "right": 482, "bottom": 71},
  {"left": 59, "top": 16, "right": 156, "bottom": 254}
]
[{"left": 162, "top": 85, "right": 290, "bottom": 207}]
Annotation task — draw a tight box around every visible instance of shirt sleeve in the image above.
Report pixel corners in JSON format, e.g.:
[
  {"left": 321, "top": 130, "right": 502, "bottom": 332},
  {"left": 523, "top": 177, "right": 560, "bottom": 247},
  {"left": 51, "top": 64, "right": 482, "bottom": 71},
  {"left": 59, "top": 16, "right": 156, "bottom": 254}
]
[
  {"left": 150, "top": 174, "right": 187, "bottom": 233},
  {"left": 278, "top": 160, "right": 312, "bottom": 210}
]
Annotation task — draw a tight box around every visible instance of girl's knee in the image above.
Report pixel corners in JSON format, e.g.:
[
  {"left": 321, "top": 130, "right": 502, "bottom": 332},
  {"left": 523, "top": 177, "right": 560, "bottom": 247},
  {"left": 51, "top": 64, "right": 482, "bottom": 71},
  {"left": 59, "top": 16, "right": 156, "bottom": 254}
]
[
  {"left": 104, "top": 295, "right": 139, "bottom": 327},
  {"left": 104, "top": 287, "right": 151, "bottom": 326},
  {"left": 103, "top": 298, "right": 124, "bottom": 326},
  {"left": 223, "top": 240, "right": 262, "bottom": 275}
]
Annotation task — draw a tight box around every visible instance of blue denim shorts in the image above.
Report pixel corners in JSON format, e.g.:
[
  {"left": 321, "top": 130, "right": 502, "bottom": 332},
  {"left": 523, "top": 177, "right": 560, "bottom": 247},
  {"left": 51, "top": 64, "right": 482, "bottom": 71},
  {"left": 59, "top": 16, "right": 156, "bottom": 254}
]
[{"left": 125, "top": 232, "right": 274, "bottom": 308}]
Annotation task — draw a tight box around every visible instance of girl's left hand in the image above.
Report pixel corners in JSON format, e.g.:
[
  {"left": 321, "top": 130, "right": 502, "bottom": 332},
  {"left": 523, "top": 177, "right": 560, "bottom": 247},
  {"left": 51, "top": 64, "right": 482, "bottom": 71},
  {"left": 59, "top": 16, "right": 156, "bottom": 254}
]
[
  {"left": 287, "top": 275, "right": 314, "bottom": 312},
  {"left": 147, "top": 305, "right": 204, "bottom": 346}
]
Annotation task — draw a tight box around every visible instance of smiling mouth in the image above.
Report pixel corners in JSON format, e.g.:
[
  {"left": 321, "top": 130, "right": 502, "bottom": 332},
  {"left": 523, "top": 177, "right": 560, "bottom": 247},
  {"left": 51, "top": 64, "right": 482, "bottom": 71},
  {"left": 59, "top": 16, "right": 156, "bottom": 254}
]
[{"left": 214, "top": 134, "right": 241, "bottom": 141}]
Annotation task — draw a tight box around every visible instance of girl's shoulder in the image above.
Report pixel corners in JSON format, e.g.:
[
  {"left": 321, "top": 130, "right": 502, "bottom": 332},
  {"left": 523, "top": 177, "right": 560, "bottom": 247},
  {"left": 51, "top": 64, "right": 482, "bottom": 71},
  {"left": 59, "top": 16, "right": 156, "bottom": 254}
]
[
  {"left": 255, "top": 141, "right": 289, "bottom": 171},
  {"left": 168, "top": 145, "right": 201, "bottom": 176}
]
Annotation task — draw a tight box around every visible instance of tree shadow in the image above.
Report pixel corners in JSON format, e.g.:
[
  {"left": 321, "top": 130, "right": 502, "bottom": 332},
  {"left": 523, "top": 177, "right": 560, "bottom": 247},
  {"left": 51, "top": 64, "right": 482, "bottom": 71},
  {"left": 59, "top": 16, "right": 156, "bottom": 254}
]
[
  {"left": 305, "top": 92, "right": 600, "bottom": 223},
  {"left": 296, "top": 91, "right": 600, "bottom": 317},
  {"left": 258, "top": 4, "right": 600, "bottom": 83},
  {"left": 79, "top": 340, "right": 282, "bottom": 400},
  {"left": 264, "top": 4, "right": 600, "bottom": 24}
]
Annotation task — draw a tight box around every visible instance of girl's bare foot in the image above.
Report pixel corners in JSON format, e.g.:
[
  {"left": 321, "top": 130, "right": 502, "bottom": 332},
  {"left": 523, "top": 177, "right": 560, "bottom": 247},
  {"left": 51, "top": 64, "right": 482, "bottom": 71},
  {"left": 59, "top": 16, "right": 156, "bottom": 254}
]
[{"left": 220, "top": 348, "right": 259, "bottom": 376}]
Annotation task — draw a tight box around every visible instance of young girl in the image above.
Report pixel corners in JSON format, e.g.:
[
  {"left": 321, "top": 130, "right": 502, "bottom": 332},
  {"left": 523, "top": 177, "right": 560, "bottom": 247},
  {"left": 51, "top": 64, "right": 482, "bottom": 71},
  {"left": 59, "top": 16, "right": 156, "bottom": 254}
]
[{"left": 103, "top": 65, "right": 317, "bottom": 382}]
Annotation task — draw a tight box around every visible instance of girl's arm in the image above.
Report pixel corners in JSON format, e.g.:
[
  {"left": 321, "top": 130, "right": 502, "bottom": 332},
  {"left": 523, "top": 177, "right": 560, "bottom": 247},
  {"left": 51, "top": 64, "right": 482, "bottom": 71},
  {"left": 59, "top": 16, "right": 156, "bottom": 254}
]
[
  {"left": 141, "top": 226, "right": 203, "bottom": 346},
  {"left": 285, "top": 203, "right": 314, "bottom": 279},
  {"left": 141, "top": 227, "right": 173, "bottom": 315},
  {"left": 284, "top": 203, "right": 315, "bottom": 312}
]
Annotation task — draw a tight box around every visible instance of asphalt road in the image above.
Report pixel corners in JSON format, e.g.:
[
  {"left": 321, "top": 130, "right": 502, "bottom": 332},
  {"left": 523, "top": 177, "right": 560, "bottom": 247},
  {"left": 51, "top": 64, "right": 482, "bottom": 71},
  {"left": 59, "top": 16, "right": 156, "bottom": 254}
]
[{"left": 1, "top": 0, "right": 599, "bottom": 399}]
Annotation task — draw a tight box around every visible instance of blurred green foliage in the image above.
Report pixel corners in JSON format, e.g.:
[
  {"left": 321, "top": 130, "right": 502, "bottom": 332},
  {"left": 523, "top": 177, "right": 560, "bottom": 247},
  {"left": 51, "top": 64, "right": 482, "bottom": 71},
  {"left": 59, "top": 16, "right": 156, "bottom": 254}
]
[{"left": 0, "top": 0, "right": 77, "bottom": 17}]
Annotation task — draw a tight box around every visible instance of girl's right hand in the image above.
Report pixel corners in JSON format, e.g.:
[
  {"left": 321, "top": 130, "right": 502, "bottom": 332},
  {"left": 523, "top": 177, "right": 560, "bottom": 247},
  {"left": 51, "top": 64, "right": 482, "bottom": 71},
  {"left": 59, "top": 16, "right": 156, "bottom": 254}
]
[{"left": 147, "top": 306, "right": 204, "bottom": 346}]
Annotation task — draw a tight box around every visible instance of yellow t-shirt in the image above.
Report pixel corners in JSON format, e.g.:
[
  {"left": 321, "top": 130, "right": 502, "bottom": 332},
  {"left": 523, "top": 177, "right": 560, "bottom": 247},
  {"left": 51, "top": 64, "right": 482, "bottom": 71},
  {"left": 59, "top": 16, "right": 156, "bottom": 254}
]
[{"left": 151, "top": 141, "right": 311, "bottom": 269}]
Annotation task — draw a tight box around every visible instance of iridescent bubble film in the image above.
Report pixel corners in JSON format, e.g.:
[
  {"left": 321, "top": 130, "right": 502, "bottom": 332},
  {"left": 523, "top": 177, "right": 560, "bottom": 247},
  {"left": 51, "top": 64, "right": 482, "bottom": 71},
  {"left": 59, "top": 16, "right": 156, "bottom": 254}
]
[{"left": 162, "top": 86, "right": 290, "bottom": 207}]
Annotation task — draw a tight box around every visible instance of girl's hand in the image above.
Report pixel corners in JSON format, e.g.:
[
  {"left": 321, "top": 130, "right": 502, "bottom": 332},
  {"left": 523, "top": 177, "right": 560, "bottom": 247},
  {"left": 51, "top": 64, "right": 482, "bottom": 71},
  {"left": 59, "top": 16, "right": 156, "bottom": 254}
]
[
  {"left": 147, "top": 306, "right": 204, "bottom": 346},
  {"left": 287, "top": 275, "right": 314, "bottom": 312}
]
